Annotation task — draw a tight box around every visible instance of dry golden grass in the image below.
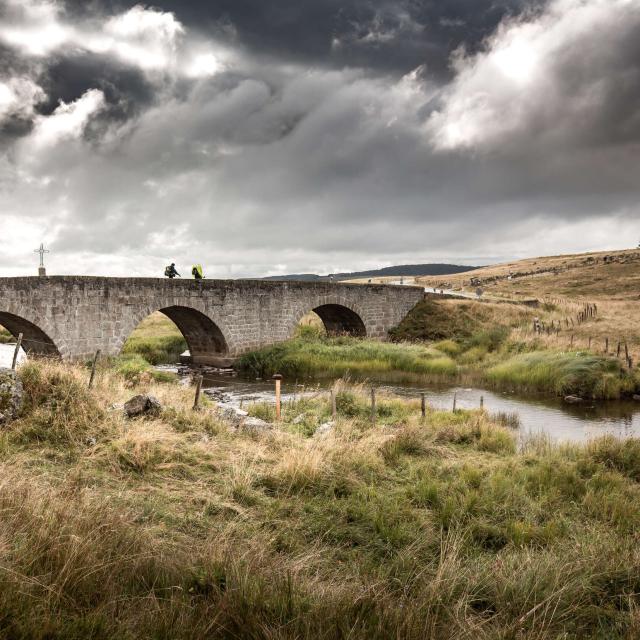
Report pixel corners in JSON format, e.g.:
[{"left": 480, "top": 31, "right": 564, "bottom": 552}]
[
  {"left": 3, "top": 359, "right": 640, "bottom": 637},
  {"left": 417, "top": 248, "right": 640, "bottom": 296}
]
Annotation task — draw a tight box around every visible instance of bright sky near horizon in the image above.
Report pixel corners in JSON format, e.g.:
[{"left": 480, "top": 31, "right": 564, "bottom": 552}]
[{"left": 0, "top": 0, "right": 639, "bottom": 278}]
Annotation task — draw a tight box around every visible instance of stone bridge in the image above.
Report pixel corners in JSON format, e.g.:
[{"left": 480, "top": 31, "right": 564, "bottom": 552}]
[{"left": 0, "top": 277, "right": 424, "bottom": 366}]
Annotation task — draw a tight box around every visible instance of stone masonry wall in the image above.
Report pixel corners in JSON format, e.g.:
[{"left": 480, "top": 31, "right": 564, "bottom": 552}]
[{"left": 0, "top": 277, "right": 424, "bottom": 363}]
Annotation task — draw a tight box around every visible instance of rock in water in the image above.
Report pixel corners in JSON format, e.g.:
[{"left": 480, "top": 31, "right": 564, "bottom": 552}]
[
  {"left": 563, "top": 395, "right": 583, "bottom": 404},
  {"left": 124, "top": 394, "right": 162, "bottom": 418},
  {"left": 0, "top": 368, "right": 23, "bottom": 425}
]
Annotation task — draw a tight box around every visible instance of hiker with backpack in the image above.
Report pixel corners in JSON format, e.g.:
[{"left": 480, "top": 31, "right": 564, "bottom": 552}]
[{"left": 164, "top": 263, "right": 180, "bottom": 279}]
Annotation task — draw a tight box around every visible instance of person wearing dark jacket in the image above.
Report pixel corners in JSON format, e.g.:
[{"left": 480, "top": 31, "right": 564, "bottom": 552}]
[{"left": 164, "top": 263, "right": 180, "bottom": 278}]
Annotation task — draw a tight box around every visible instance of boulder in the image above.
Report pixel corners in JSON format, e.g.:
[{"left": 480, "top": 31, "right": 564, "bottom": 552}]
[
  {"left": 314, "top": 421, "right": 335, "bottom": 437},
  {"left": 217, "top": 403, "right": 249, "bottom": 426},
  {"left": 0, "top": 368, "right": 23, "bottom": 425},
  {"left": 240, "top": 416, "right": 272, "bottom": 433},
  {"left": 563, "top": 395, "right": 583, "bottom": 404},
  {"left": 124, "top": 394, "right": 162, "bottom": 418}
]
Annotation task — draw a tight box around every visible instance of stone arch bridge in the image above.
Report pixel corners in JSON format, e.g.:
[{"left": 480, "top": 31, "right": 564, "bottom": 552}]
[{"left": 0, "top": 277, "right": 423, "bottom": 366}]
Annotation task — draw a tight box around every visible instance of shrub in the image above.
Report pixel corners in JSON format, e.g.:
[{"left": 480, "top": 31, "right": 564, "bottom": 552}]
[
  {"left": 16, "top": 361, "right": 106, "bottom": 445},
  {"left": 433, "top": 339, "right": 462, "bottom": 357}
]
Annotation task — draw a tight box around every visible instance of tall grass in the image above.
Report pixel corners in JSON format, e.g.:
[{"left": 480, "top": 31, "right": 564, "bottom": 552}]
[
  {"left": 1, "top": 360, "right": 640, "bottom": 637},
  {"left": 487, "top": 350, "right": 637, "bottom": 399},
  {"left": 238, "top": 334, "right": 457, "bottom": 380}
]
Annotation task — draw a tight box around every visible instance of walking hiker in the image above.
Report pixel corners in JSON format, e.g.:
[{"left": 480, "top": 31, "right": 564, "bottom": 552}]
[
  {"left": 192, "top": 264, "right": 204, "bottom": 280},
  {"left": 164, "top": 263, "right": 180, "bottom": 279}
]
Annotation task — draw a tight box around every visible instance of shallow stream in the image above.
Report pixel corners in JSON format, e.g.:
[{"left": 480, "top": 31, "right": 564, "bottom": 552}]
[
  {"left": 197, "top": 371, "right": 640, "bottom": 444},
  {"left": 3, "top": 343, "right": 640, "bottom": 443}
]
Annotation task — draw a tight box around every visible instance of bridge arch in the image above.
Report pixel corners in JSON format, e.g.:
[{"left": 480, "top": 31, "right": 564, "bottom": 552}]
[
  {"left": 312, "top": 304, "right": 367, "bottom": 336},
  {"left": 120, "top": 304, "right": 231, "bottom": 365},
  {"left": 0, "top": 311, "right": 62, "bottom": 358},
  {"left": 292, "top": 298, "right": 368, "bottom": 338}
]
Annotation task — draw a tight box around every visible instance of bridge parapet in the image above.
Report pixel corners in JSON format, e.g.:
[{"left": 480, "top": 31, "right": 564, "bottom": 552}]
[{"left": 0, "top": 277, "right": 424, "bottom": 364}]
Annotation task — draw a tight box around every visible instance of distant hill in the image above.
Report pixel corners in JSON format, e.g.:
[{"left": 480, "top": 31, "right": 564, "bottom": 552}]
[{"left": 263, "top": 264, "right": 479, "bottom": 282}]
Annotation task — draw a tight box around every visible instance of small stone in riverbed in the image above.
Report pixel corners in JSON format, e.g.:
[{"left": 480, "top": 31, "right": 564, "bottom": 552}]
[
  {"left": 633, "top": 395, "right": 640, "bottom": 402},
  {"left": 563, "top": 395, "right": 583, "bottom": 404},
  {"left": 124, "top": 394, "right": 162, "bottom": 418}
]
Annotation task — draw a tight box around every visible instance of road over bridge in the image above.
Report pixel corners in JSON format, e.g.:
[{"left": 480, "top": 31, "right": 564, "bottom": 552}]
[{"left": 0, "top": 277, "right": 424, "bottom": 366}]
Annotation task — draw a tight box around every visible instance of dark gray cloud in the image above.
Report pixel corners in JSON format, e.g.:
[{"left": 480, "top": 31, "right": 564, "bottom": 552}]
[
  {"left": 0, "top": 0, "right": 638, "bottom": 278},
  {"left": 63, "top": 0, "right": 547, "bottom": 78}
]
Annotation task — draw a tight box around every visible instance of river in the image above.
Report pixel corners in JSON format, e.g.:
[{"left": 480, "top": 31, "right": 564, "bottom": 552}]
[
  {"left": 3, "top": 343, "right": 640, "bottom": 443},
  {"left": 198, "top": 372, "right": 640, "bottom": 444}
]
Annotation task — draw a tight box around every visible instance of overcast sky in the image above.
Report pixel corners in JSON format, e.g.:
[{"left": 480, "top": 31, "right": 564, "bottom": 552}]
[{"left": 1, "top": 0, "right": 639, "bottom": 278}]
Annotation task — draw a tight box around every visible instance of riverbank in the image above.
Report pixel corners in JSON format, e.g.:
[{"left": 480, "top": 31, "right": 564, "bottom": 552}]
[
  {"left": 2, "top": 359, "right": 640, "bottom": 638},
  {"left": 114, "top": 299, "right": 640, "bottom": 401},
  {"left": 237, "top": 330, "right": 640, "bottom": 401}
]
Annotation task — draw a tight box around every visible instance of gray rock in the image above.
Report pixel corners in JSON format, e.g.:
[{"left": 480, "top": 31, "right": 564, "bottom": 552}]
[
  {"left": 124, "top": 394, "right": 162, "bottom": 418},
  {"left": 218, "top": 403, "right": 249, "bottom": 426},
  {"left": 241, "top": 416, "right": 272, "bottom": 432},
  {"left": 314, "top": 421, "right": 335, "bottom": 437},
  {"left": 292, "top": 414, "right": 306, "bottom": 425},
  {"left": 633, "top": 395, "right": 640, "bottom": 402},
  {"left": 0, "top": 368, "right": 23, "bottom": 425},
  {"left": 563, "top": 395, "right": 583, "bottom": 404}
]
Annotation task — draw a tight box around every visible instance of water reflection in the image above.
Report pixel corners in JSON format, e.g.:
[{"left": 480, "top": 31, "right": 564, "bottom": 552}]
[
  {"left": 200, "top": 371, "right": 640, "bottom": 444},
  {"left": 3, "top": 341, "right": 640, "bottom": 444},
  {"left": 0, "top": 343, "right": 26, "bottom": 368}
]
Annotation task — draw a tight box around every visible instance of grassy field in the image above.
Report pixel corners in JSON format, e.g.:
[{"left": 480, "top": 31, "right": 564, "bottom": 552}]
[
  {"left": 2, "top": 359, "right": 640, "bottom": 638},
  {"left": 121, "top": 312, "right": 187, "bottom": 365}
]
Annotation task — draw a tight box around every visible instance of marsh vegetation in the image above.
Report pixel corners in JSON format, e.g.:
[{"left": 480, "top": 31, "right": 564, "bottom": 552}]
[{"left": 3, "top": 360, "right": 640, "bottom": 638}]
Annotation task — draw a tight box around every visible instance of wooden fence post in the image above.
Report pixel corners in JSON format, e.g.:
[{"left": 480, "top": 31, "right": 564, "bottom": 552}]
[
  {"left": 452, "top": 392, "right": 457, "bottom": 413},
  {"left": 371, "top": 388, "right": 376, "bottom": 425},
  {"left": 273, "top": 374, "right": 283, "bottom": 421},
  {"left": 88, "top": 349, "right": 101, "bottom": 389},
  {"left": 193, "top": 374, "right": 203, "bottom": 410},
  {"left": 421, "top": 393, "right": 426, "bottom": 418},
  {"left": 11, "top": 333, "right": 23, "bottom": 371}
]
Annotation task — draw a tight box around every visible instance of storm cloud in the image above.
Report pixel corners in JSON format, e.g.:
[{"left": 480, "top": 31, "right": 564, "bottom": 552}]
[{"left": 0, "top": 0, "right": 638, "bottom": 277}]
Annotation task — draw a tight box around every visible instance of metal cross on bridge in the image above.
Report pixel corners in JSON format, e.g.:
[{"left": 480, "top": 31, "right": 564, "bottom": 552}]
[
  {"left": 34, "top": 243, "right": 49, "bottom": 268},
  {"left": 34, "top": 243, "right": 50, "bottom": 276}
]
